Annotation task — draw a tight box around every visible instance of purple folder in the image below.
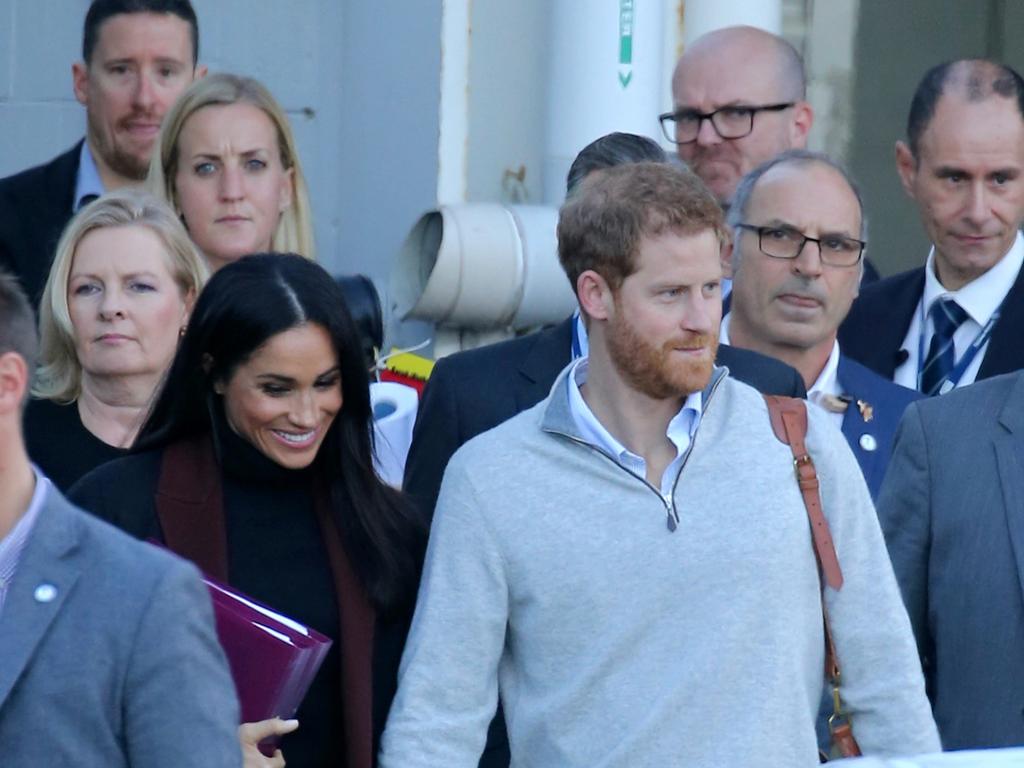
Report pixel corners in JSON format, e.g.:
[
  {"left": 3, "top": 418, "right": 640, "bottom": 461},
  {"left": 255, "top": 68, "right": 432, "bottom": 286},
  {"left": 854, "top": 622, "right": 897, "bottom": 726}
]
[{"left": 203, "top": 577, "right": 333, "bottom": 725}]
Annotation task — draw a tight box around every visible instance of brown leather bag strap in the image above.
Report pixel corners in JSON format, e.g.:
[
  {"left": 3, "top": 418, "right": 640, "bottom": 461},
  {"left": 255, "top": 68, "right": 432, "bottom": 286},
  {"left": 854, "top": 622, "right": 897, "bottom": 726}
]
[
  {"left": 764, "top": 396, "right": 843, "bottom": 590},
  {"left": 764, "top": 395, "right": 861, "bottom": 760}
]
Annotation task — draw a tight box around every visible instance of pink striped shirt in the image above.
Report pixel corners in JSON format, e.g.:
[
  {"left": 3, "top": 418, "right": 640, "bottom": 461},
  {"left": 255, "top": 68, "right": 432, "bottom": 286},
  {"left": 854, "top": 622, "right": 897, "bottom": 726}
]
[{"left": 0, "top": 468, "right": 48, "bottom": 617}]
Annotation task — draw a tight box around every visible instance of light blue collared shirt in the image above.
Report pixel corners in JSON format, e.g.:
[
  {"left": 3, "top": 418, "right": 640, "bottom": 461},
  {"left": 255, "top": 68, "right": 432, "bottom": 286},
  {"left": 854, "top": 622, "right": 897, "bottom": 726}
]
[
  {"left": 73, "top": 142, "right": 107, "bottom": 212},
  {"left": 0, "top": 466, "right": 50, "bottom": 617},
  {"left": 566, "top": 356, "right": 702, "bottom": 502}
]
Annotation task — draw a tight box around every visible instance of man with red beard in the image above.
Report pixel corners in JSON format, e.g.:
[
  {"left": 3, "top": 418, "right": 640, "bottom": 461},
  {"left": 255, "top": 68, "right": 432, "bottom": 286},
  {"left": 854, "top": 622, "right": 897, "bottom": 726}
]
[
  {"left": 0, "top": 0, "right": 206, "bottom": 305},
  {"left": 379, "top": 163, "right": 939, "bottom": 768}
]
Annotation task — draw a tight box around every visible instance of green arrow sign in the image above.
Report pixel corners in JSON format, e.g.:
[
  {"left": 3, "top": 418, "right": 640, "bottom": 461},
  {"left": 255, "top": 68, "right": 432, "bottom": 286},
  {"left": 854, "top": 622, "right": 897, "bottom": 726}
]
[{"left": 619, "top": 0, "right": 634, "bottom": 88}]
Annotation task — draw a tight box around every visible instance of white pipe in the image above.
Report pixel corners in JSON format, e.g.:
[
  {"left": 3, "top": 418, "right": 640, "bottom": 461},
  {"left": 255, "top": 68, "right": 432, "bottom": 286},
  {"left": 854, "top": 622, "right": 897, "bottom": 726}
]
[
  {"left": 543, "top": 0, "right": 665, "bottom": 205},
  {"left": 437, "top": 0, "right": 471, "bottom": 204},
  {"left": 390, "top": 204, "right": 576, "bottom": 334}
]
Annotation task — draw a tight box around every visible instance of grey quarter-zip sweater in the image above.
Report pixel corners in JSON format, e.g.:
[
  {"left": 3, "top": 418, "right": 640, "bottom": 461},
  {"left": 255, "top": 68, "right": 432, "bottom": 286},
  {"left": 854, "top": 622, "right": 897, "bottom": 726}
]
[{"left": 380, "top": 367, "right": 939, "bottom": 768}]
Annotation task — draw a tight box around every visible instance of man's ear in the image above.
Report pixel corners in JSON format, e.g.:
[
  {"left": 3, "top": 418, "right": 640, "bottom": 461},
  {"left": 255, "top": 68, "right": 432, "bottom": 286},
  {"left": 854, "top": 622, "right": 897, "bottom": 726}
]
[
  {"left": 72, "top": 61, "right": 89, "bottom": 107},
  {"left": 194, "top": 64, "right": 208, "bottom": 80},
  {"left": 789, "top": 100, "right": 814, "bottom": 149},
  {"left": 576, "top": 270, "right": 613, "bottom": 323},
  {"left": 0, "top": 352, "right": 28, "bottom": 416},
  {"left": 895, "top": 140, "right": 918, "bottom": 199},
  {"left": 721, "top": 240, "right": 734, "bottom": 279}
]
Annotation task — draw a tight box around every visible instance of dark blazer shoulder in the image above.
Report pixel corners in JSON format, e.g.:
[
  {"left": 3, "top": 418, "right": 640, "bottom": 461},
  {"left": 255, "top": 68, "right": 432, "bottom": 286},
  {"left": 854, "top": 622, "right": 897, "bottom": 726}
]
[
  {"left": 403, "top": 320, "right": 572, "bottom": 522},
  {"left": 0, "top": 142, "right": 83, "bottom": 303},
  {"left": 716, "top": 343, "right": 807, "bottom": 398},
  {"left": 68, "top": 449, "right": 164, "bottom": 540},
  {"left": 839, "top": 267, "right": 925, "bottom": 378}
]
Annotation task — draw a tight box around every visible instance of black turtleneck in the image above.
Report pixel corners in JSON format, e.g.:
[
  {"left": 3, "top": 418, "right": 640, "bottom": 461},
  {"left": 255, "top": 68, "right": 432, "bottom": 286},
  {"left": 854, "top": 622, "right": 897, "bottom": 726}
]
[{"left": 213, "top": 409, "right": 345, "bottom": 768}]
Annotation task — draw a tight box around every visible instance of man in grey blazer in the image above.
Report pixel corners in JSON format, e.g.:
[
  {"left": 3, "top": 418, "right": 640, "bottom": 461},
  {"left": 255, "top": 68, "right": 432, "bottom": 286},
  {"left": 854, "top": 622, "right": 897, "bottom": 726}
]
[
  {"left": 0, "top": 268, "right": 241, "bottom": 767},
  {"left": 878, "top": 368, "right": 1024, "bottom": 749}
]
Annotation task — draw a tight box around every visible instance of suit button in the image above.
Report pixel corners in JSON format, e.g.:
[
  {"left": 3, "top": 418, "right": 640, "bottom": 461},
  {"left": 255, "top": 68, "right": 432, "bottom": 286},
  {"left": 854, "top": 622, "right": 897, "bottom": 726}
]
[{"left": 859, "top": 434, "right": 878, "bottom": 452}]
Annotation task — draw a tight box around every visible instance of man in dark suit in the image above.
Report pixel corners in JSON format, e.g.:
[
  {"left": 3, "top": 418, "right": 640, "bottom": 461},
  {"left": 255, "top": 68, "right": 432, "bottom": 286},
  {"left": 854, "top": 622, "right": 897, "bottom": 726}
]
[
  {"left": 0, "top": 270, "right": 241, "bottom": 766},
  {"left": 878, "top": 368, "right": 1024, "bottom": 748},
  {"left": 0, "top": 0, "right": 205, "bottom": 304},
  {"left": 723, "top": 150, "right": 921, "bottom": 499},
  {"left": 840, "top": 60, "right": 1024, "bottom": 392}
]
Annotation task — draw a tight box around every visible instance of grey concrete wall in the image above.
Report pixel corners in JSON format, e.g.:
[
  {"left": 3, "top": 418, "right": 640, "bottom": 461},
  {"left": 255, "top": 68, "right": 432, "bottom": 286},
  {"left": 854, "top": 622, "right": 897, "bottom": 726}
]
[{"left": 0, "top": 0, "right": 442, "bottom": 282}]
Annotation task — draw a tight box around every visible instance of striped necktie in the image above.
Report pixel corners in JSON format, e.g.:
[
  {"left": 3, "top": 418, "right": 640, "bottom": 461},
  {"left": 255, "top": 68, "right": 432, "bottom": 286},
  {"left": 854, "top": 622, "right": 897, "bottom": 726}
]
[{"left": 919, "top": 297, "right": 968, "bottom": 395}]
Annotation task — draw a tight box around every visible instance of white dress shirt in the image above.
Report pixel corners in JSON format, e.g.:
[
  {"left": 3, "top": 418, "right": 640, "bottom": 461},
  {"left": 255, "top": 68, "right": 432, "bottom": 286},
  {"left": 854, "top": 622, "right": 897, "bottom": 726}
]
[{"left": 894, "top": 231, "right": 1024, "bottom": 391}]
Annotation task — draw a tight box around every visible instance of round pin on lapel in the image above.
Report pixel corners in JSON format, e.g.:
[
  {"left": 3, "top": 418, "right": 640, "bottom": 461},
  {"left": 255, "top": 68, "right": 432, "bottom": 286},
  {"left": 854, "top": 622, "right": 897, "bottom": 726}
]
[
  {"left": 859, "top": 434, "right": 878, "bottom": 452},
  {"left": 33, "top": 583, "right": 57, "bottom": 603}
]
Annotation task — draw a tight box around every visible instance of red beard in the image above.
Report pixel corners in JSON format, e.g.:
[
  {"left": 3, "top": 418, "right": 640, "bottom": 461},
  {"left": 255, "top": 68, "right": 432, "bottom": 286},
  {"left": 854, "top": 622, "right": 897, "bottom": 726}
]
[{"left": 605, "top": 313, "right": 718, "bottom": 400}]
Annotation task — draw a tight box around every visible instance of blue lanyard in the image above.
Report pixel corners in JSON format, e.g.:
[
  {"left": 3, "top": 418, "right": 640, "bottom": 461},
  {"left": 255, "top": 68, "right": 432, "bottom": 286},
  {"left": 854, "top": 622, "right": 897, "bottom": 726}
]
[
  {"left": 916, "top": 300, "right": 1002, "bottom": 393},
  {"left": 571, "top": 313, "right": 583, "bottom": 359}
]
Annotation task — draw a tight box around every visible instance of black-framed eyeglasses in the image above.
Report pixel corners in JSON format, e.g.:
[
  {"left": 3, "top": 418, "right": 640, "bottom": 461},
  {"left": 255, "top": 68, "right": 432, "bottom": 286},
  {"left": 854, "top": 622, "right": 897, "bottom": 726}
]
[
  {"left": 658, "top": 103, "right": 795, "bottom": 144},
  {"left": 736, "top": 223, "right": 865, "bottom": 268}
]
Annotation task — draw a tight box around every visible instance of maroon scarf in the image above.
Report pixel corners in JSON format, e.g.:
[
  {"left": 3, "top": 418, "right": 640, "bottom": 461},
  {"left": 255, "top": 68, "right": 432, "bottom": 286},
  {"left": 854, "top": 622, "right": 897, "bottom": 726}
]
[{"left": 155, "top": 433, "right": 375, "bottom": 768}]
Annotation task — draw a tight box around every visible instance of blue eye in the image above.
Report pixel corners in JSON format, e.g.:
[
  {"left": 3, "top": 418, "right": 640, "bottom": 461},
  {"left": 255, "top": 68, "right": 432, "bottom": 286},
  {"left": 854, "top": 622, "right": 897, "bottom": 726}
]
[
  {"left": 72, "top": 283, "right": 99, "bottom": 297},
  {"left": 194, "top": 162, "right": 216, "bottom": 176}
]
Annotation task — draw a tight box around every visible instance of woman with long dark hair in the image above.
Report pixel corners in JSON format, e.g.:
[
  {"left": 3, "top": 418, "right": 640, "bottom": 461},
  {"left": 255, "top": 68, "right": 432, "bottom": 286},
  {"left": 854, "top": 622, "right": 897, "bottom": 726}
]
[{"left": 71, "top": 253, "right": 425, "bottom": 768}]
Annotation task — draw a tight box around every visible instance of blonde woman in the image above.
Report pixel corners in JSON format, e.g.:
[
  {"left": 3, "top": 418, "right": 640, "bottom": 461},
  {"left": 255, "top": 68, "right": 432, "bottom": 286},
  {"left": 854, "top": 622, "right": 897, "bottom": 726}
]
[
  {"left": 26, "top": 188, "right": 207, "bottom": 490},
  {"left": 148, "top": 72, "right": 316, "bottom": 270}
]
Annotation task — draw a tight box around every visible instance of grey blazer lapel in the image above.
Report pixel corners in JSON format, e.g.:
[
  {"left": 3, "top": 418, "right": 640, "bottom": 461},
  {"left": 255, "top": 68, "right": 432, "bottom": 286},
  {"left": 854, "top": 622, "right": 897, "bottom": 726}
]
[
  {"left": 995, "top": 375, "right": 1024, "bottom": 600},
  {"left": 0, "top": 491, "right": 82, "bottom": 710}
]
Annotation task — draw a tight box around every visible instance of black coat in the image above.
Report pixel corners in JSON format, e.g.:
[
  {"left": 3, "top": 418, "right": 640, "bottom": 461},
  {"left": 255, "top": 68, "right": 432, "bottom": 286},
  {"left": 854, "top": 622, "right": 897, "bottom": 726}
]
[
  {"left": 838, "top": 262, "right": 1024, "bottom": 381},
  {"left": 0, "top": 142, "right": 81, "bottom": 305}
]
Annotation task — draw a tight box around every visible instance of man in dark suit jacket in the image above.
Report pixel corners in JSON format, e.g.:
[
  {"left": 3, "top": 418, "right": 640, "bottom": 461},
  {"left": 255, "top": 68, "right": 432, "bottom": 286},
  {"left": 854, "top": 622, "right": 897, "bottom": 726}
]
[
  {"left": 840, "top": 59, "right": 1024, "bottom": 391},
  {"left": 0, "top": 269, "right": 241, "bottom": 767},
  {"left": 0, "top": 0, "right": 204, "bottom": 304},
  {"left": 878, "top": 369, "right": 1024, "bottom": 748},
  {"left": 722, "top": 149, "right": 922, "bottom": 499}
]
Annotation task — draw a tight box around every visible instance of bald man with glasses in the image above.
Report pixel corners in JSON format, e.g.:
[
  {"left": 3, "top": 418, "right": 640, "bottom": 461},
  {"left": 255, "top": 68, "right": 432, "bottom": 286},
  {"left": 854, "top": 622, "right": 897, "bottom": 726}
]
[{"left": 661, "top": 25, "right": 879, "bottom": 284}]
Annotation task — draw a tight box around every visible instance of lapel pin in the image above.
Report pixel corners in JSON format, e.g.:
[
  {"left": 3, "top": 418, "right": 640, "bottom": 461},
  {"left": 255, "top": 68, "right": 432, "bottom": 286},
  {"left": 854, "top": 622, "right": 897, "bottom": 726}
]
[
  {"left": 821, "top": 394, "right": 850, "bottom": 414},
  {"left": 859, "top": 434, "right": 878, "bottom": 452},
  {"left": 33, "top": 583, "right": 58, "bottom": 603},
  {"left": 856, "top": 399, "right": 874, "bottom": 422}
]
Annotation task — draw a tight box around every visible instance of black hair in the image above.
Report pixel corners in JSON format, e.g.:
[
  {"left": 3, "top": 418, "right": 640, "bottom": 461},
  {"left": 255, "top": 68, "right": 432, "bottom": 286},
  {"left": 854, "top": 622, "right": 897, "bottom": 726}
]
[
  {"left": 137, "top": 253, "right": 424, "bottom": 613},
  {"left": 83, "top": 0, "right": 199, "bottom": 66},
  {"left": 906, "top": 59, "right": 1024, "bottom": 156},
  {"left": 0, "top": 270, "right": 37, "bottom": 403},
  {"left": 565, "top": 132, "right": 667, "bottom": 198}
]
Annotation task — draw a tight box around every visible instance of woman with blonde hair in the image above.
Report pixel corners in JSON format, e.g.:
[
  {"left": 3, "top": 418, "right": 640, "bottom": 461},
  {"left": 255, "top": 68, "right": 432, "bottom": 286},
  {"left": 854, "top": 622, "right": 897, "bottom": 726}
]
[
  {"left": 25, "top": 187, "right": 207, "bottom": 489},
  {"left": 148, "top": 72, "right": 316, "bottom": 270}
]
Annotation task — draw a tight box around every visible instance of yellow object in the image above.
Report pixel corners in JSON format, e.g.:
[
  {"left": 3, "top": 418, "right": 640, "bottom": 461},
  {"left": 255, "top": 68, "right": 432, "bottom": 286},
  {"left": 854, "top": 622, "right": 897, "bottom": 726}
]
[{"left": 385, "top": 350, "right": 435, "bottom": 381}]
